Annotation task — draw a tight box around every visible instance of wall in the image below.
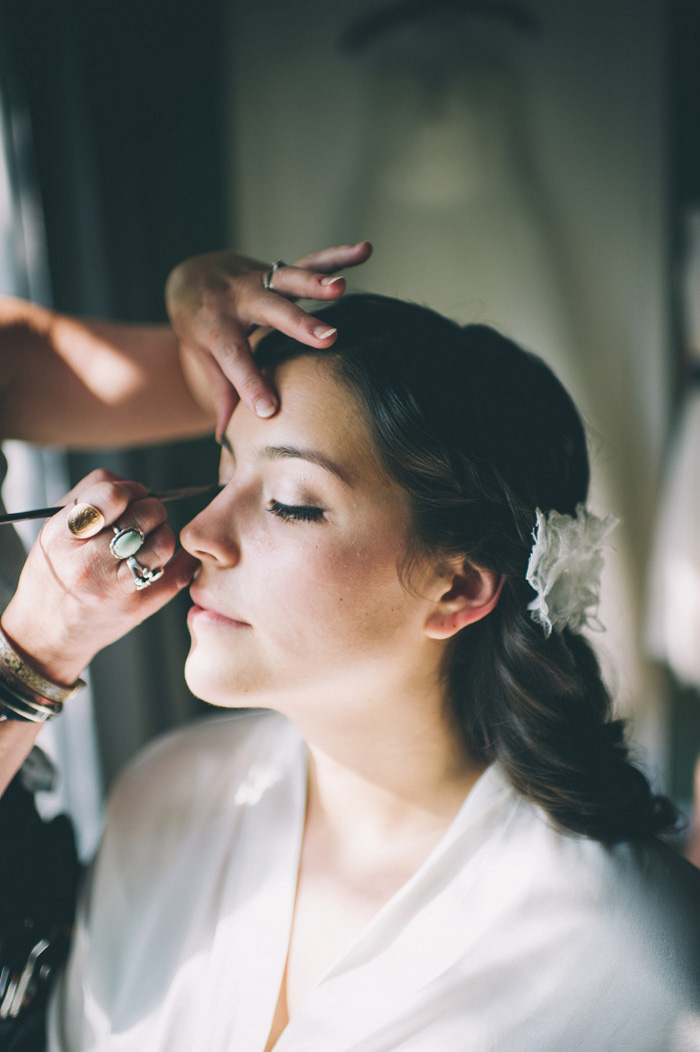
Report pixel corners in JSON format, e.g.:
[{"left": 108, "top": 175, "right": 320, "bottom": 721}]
[{"left": 223, "top": 0, "right": 672, "bottom": 769}]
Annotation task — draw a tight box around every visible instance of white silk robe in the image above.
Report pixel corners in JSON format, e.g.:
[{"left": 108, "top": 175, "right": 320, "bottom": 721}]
[{"left": 49, "top": 711, "right": 700, "bottom": 1051}]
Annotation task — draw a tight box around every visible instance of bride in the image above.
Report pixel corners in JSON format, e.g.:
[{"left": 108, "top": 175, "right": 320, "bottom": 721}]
[{"left": 1, "top": 277, "right": 698, "bottom": 1050}]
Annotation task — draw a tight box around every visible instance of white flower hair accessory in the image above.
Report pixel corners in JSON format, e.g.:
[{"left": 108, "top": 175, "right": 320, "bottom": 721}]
[{"left": 525, "top": 504, "right": 619, "bottom": 637}]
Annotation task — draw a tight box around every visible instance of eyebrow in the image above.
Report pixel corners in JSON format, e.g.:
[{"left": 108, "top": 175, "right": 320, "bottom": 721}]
[
  {"left": 259, "top": 445, "right": 352, "bottom": 486},
  {"left": 219, "top": 434, "right": 353, "bottom": 486}
]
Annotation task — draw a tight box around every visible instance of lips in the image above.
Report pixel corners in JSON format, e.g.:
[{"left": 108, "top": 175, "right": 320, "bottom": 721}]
[{"left": 188, "top": 589, "right": 250, "bottom": 627}]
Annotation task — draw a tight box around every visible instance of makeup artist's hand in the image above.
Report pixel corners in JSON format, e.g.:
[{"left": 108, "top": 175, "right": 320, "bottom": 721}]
[
  {"left": 165, "top": 241, "right": 372, "bottom": 438},
  {"left": 0, "top": 470, "right": 198, "bottom": 687}
]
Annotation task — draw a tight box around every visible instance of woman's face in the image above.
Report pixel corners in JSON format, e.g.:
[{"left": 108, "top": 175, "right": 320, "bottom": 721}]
[{"left": 180, "top": 355, "right": 444, "bottom": 718}]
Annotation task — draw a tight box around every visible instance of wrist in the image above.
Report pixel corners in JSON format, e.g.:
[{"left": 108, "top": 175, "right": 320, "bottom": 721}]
[{"left": 0, "top": 608, "right": 89, "bottom": 687}]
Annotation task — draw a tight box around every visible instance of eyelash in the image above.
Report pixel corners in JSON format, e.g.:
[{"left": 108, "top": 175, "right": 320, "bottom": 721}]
[{"left": 268, "top": 500, "right": 325, "bottom": 523}]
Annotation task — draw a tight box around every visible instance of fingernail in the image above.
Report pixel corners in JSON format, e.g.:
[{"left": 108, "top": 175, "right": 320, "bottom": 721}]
[
  {"left": 314, "top": 325, "right": 337, "bottom": 340},
  {"left": 254, "top": 396, "right": 277, "bottom": 418},
  {"left": 320, "top": 276, "right": 343, "bottom": 287}
]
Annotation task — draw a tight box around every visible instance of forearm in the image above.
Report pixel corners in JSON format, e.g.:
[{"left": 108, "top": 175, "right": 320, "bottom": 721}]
[
  {"left": 0, "top": 605, "right": 87, "bottom": 799},
  {"left": 0, "top": 297, "right": 215, "bottom": 447},
  {"left": 0, "top": 719, "right": 41, "bottom": 796}
]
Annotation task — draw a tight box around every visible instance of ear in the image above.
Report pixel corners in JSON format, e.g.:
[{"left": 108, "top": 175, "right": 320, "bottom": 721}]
[{"left": 424, "top": 561, "right": 505, "bottom": 640}]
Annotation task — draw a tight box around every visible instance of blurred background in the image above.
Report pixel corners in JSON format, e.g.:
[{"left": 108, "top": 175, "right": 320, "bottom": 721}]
[{"left": 1, "top": 0, "right": 699, "bottom": 857}]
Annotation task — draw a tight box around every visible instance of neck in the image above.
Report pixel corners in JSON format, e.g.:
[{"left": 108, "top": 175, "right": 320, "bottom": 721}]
[
  {"left": 305, "top": 745, "right": 482, "bottom": 860},
  {"left": 293, "top": 672, "right": 485, "bottom": 858}
]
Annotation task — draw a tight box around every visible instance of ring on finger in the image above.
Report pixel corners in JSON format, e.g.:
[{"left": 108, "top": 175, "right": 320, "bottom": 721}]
[
  {"left": 262, "top": 259, "right": 286, "bottom": 292},
  {"left": 68, "top": 502, "right": 105, "bottom": 539},
  {"left": 126, "top": 555, "right": 164, "bottom": 590},
  {"left": 110, "top": 525, "right": 145, "bottom": 560}
]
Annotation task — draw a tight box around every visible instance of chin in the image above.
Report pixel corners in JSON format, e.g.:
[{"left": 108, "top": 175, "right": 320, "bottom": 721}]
[
  {"left": 183, "top": 649, "right": 261, "bottom": 710},
  {"left": 184, "top": 650, "right": 233, "bottom": 708}
]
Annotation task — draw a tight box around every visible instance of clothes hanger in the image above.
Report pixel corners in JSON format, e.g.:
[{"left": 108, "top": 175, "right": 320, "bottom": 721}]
[{"left": 338, "top": 1, "right": 539, "bottom": 54}]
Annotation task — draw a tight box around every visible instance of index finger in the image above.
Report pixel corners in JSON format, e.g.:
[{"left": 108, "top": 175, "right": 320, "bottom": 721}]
[
  {"left": 203, "top": 303, "right": 337, "bottom": 431},
  {"left": 198, "top": 315, "right": 277, "bottom": 429},
  {"left": 200, "top": 241, "right": 373, "bottom": 429},
  {"left": 292, "top": 240, "right": 372, "bottom": 272}
]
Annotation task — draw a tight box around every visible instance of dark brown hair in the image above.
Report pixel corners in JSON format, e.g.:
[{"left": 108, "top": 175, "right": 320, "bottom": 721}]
[{"left": 257, "top": 294, "right": 677, "bottom": 842}]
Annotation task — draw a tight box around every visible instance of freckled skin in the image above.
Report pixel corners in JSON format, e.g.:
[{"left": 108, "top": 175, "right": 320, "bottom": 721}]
[{"left": 180, "top": 355, "right": 447, "bottom": 729}]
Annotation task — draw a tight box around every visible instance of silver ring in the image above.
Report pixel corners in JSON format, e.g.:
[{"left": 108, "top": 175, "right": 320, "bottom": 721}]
[
  {"left": 262, "top": 259, "right": 286, "bottom": 292},
  {"left": 110, "top": 526, "right": 145, "bottom": 560},
  {"left": 126, "top": 555, "right": 164, "bottom": 590}
]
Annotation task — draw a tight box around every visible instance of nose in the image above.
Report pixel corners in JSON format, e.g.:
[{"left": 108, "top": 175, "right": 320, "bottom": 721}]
[{"left": 180, "top": 486, "right": 240, "bottom": 566}]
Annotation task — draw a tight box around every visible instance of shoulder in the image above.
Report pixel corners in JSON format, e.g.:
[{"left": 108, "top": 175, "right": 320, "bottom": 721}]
[
  {"left": 104, "top": 709, "right": 301, "bottom": 846},
  {"left": 496, "top": 784, "right": 700, "bottom": 1010},
  {"left": 488, "top": 766, "right": 700, "bottom": 902},
  {"left": 114, "top": 707, "right": 296, "bottom": 784},
  {"left": 529, "top": 801, "right": 700, "bottom": 926}
]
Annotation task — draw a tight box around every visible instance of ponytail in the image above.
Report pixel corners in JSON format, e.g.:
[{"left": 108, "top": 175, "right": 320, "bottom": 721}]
[{"left": 452, "top": 583, "right": 678, "bottom": 841}]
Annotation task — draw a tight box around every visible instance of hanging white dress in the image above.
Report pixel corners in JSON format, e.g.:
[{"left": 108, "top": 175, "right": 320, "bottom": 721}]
[{"left": 49, "top": 710, "right": 700, "bottom": 1052}]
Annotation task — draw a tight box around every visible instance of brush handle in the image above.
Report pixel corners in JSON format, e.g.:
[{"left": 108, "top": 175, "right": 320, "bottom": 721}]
[{"left": 0, "top": 484, "right": 222, "bottom": 526}]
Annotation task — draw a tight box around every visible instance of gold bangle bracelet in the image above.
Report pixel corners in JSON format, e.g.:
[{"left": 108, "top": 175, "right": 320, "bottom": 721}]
[
  {"left": 0, "top": 661, "right": 63, "bottom": 712},
  {"left": 0, "top": 626, "right": 85, "bottom": 704}
]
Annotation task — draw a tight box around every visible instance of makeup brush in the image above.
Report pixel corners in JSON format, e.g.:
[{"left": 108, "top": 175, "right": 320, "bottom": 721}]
[{"left": 0, "top": 483, "right": 223, "bottom": 526}]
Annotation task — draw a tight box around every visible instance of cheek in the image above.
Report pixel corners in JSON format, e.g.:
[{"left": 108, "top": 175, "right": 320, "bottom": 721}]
[{"left": 261, "top": 524, "right": 413, "bottom": 653}]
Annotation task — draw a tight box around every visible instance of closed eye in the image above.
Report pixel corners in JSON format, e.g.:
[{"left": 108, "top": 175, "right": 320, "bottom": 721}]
[{"left": 268, "top": 500, "right": 325, "bottom": 523}]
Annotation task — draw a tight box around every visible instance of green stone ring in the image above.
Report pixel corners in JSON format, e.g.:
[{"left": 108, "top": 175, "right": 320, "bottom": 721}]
[{"left": 110, "top": 526, "right": 145, "bottom": 560}]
